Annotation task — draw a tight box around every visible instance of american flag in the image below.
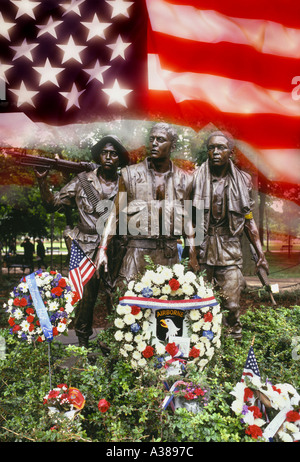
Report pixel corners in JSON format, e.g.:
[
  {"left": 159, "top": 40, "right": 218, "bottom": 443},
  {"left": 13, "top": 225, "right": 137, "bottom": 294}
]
[
  {"left": 69, "top": 239, "right": 96, "bottom": 299},
  {"left": 241, "top": 346, "right": 261, "bottom": 383},
  {"left": 0, "top": 0, "right": 300, "bottom": 212}
]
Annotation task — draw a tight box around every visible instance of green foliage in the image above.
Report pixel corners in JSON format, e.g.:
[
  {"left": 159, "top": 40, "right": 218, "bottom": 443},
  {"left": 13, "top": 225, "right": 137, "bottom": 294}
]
[{"left": 0, "top": 304, "right": 300, "bottom": 442}]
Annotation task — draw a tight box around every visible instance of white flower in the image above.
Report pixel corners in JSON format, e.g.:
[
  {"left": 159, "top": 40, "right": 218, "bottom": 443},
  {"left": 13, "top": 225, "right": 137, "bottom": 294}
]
[
  {"left": 190, "top": 334, "right": 200, "bottom": 343},
  {"left": 114, "top": 318, "right": 125, "bottom": 329},
  {"left": 137, "top": 341, "right": 147, "bottom": 352},
  {"left": 156, "top": 343, "right": 165, "bottom": 355},
  {"left": 127, "top": 280, "right": 135, "bottom": 291},
  {"left": 20, "top": 320, "right": 30, "bottom": 331},
  {"left": 192, "top": 320, "right": 204, "bottom": 332},
  {"left": 144, "top": 309, "right": 152, "bottom": 318},
  {"left": 159, "top": 295, "right": 168, "bottom": 300},
  {"left": 190, "top": 310, "right": 200, "bottom": 321},
  {"left": 14, "top": 308, "right": 23, "bottom": 320},
  {"left": 231, "top": 399, "right": 244, "bottom": 415},
  {"left": 134, "top": 334, "right": 143, "bottom": 343},
  {"left": 162, "top": 284, "right": 171, "bottom": 295},
  {"left": 124, "top": 314, "right": 135, "bottom": 325},
  {"left": 125, "top": 332, "right": 133, "bottom": 342},
  {"left": 173, "top": 264, "right": 185, "bottom": 278},
  {"left": 138, "top": 358, "right": 147, "bottom": 367},
  {"left": 203, "top": 322, "right": 211, "bottom": 330},
  {"left": 278, "top": 431, "right": 294, "bottom": 442},
  {"left": 182, "top": 283, "right": 194, "bottom": 296},
  {"left": 57, "top": 322, "right": 66, "bottom": 332},
  {"left": 152, "top": 273, "right": 165, "bottom": 285},
  {"left": 152, "top": 287, "right": 161, "bottom": 296},
  {"left": 160, "top": 267, "right": 173, "bottom": 281},
  {"left": 124, "top": 343, "right": 134, "bottom": 351},
  {"left": 48, "top": 301, "right": 59, "bottom": 312},
  {"left": 19, "top": 282, "right": 28, "bottom": 293},
  {"left": 285, "top": 422, "right": 298, "bottom": 433},
  {"left": 114, "top": 330, "right": 123, "bottom": 341},
  {"left": 116, "top": 304, "right": 125, "bottom": 315},
  {"left": 132, "top": 351, "right": 142, "bottom": 361},
  {"left": 120, "top": 348, "right": 128, "bottom": 357},
  {"left": 134, "top": 282, "right": 144, "bottom": 293},
  {"left": 124, "top": 290, "right": 135, "bottom": 297},
  {"left": 184, "top": 271, "right": 197, "bottom": 283}
]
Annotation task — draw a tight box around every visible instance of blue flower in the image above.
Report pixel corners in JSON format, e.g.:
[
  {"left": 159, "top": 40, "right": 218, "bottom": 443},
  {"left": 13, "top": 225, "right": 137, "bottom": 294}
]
[
  {"left": 192, "top": 295, "right": 201, "bottom": 299},
  {"left": 130, "top": 323, "right": 141, "bottom": 333},
  {"left": 202, "top": 330, "right": 214, "bottom": 340},
  {"left": 141, "top": 287, "right": 153, "bottom": 298}
]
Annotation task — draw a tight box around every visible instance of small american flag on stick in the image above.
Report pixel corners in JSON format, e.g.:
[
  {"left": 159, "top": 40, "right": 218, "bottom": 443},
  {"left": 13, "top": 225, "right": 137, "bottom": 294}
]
[{"left": 69, "top": 238, "right": 96, "bottom": 299}]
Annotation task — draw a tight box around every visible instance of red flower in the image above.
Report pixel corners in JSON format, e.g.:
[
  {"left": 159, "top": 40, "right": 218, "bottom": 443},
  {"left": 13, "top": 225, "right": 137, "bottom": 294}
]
[
  {"left": 8, "top": 317, "right": 15, "bottom": 326},
  {"left": 58, "top": 278, "right": 67, "bottom": 288},
  {"left": 204, "top": 312, "right": 213, "bottom": 322},
  {"left": 13, "top": 298, "right": 20, "bottom": 306},
  {"left": 71, "top": 292, "right": 80, "bottom": 305},
  {"left": 37, "top": 336, "right": 43, "bottom": 342},
  {"left": 131, "top": 305, "right": 141, "bottom": 315},
  {"left": 53, "top": 327, "right": 59, "bottom": 336},
  {"left": 244, "top": 387, "right": 254, "bottom": 402},
  {"left": 29, "top": 324, "right": 35, "bottom": 332},
  {"left": 165, "top": 342, "right": 179, "bottom": 357},
  {"left": 286, "top": 410, "right": 300, "bottom": 422},
  {"left": 245, "top": 424, "right": 263, "bottom": 439},
  {"left": 189, "top": 346, "right": 200, "bottom": 358},
  {"left": 51, "top": 286, "right": 63, "bottom": 297},
  {"left": 184, "top": 392, "right": 195, "bottom": 400},
  {"left": 194, "top": 388, "right": 205, "bottom": 396},
  {"left": 248, "top": 406, "right": 262, "bottom": 419},
  {"left": 98, "top": 399, "right": 110, "bottom": 413},
  {"left": 169, "top": 278, "right": 180, "bottom": 291},
  {"left": 142, "top": 345, "right": 154, "bottom": 358},
  {"left": 26, "top": 315, "right": 34, "bottom": 323},
  {"left": 12, "top": 324, "right": 20, "bottom": 332},
  {"left": 48, "top": 389, "right": 60, "bottom": 399},
  {"left": 19, "top": 297, "right": 28, "bottom": 307},
  {"left": 50, "top": 271, "right": 57, "bottom": 275},
  {"left": 26, "top": 308, "right": 35, "bottom": 315}
]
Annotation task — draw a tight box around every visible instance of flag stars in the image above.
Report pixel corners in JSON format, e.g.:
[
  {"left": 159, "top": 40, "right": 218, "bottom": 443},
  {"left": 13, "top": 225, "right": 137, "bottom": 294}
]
[
  {"left": 106, "top": 34, "right": 131, "bottom": 60},
  {"left": 0, "top": 12, "right": 15, "bottom": 41},
  {"left": 83, "top": 60, "right": 111, "bottom": 84},
  {"left": 102, "top": 78, "right": 132, "bottom": 107},
  {"left": 36, "top": 16, "right": 63, "bottom": 39},
  {"left": 57, "top": 36, "right": 87, "bottom": 64},
  {"left": 33, "top": 58, "right": 64, "bottom": 86},
  {"left": 10, "top": 38, "right": 38, "bottom": 61},
  {"left": 9, "top": 81, "right": 39, "bottom": 107},
  {"left": 11, "top": 0, "right": 41, "bottom": 20},
  {"left": 60, "top": 0, "right": 85, "bottom": 17},
  {"left": 60, "top": 82, "right": 85, "bottom": 110},
  {"left": 81, "top": 14, "right": 112, "bottom": 41},
  {"left": 106, "top": 0, "right": 134, "bottom": 19}
]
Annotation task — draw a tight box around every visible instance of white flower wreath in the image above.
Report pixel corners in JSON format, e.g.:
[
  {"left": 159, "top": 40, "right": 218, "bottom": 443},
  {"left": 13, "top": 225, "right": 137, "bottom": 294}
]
[
  {"left": 231, "top": 375, "right": 300, "bottom": 442},
  {"left": 112, "top": 263, "right": 222, "bottom": 373}
]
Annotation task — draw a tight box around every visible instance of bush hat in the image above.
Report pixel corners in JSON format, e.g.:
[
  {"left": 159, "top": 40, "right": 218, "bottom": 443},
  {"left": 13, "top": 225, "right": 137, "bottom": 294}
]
[{"left": 91, "top": 135, "right": 129, "bottom": 167}]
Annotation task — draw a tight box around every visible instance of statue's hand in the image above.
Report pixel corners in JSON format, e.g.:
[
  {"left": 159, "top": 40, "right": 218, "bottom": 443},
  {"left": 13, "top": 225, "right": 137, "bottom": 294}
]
[
  {"left": 256, "top": 254, "right": 269, "bottom": 275},
  {"left": 94, "top": 247, "right": 108, "bottom": 278},
  {"left": 34, "top": 167, "right": 49, "bottom": 179}
]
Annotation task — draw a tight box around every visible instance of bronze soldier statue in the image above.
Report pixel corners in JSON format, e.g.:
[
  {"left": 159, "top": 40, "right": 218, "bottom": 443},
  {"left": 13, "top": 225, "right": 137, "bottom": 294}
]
[
  {"left": 192, "top": 131, "right": 269, "bottom": 340},
  {"left": 95, "top": 122, "right": 199, "bottom": 286},
  {"left": 35, "top": 135, "right": 129, "bottom": 347}
]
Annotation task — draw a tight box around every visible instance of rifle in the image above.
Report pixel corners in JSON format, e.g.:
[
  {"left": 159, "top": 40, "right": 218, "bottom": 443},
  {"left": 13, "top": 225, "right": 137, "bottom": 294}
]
[
  {"left": 249, "top": 243, "right": 276, "bottom": 305},
  {"left": 1, "top": 148, "right": 98, "bottom": 174}
]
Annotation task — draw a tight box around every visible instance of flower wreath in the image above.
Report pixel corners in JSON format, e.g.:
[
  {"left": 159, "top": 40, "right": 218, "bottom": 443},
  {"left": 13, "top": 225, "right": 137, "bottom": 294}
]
[
  {"left": 231, "top": 376, "right": 300, "bottom": 442},
  {"left": 112, "top": 263, "right": 222, "bottom": 373},
  {"left": 5, "top": 269, "right": 79, "bottom": 343}
]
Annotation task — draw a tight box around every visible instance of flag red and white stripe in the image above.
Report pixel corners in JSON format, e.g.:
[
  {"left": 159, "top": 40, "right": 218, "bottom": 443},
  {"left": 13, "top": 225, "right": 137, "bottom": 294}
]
[{"left": 69, "top": 240, "right": 96, "bottom": 299}]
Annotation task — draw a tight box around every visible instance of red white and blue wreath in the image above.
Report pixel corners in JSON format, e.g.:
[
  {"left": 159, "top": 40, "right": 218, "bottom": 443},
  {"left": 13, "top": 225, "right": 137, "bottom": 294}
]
[
  {"left": 113, "top": 263, "right": 222, "bottom": 373},
  {"left": 5, "top": 269, "right": 79, "bottom": 343}
]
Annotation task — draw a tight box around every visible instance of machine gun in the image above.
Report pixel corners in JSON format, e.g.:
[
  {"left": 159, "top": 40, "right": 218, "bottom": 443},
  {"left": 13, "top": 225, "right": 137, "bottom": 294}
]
[
  {"left": 1, "top": 148, "right": 98, "bottom": 174},
  {"left": 249, "top": 243, "right": 277, "bottom": 306}
]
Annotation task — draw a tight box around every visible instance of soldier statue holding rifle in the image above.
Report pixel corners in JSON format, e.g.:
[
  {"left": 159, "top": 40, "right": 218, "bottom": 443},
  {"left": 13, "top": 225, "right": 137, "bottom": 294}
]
[{"left": 35, "top": 135, "right": 129, "bottom": 348}]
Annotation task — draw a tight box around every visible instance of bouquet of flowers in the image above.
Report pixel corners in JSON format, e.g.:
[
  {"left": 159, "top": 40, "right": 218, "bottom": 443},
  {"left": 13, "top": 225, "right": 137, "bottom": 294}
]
[
  {"left": 43, "top": 384, "right": 85, "bottom": 420},
  {"left": 231, "top": 375, "right": 300, "bottom": 442},
  {"left": 4, "top": 269, "right": 79, "bottom": 343},
  {"left": 113, "top": 262, "right": 222, "bottom": 372}
]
